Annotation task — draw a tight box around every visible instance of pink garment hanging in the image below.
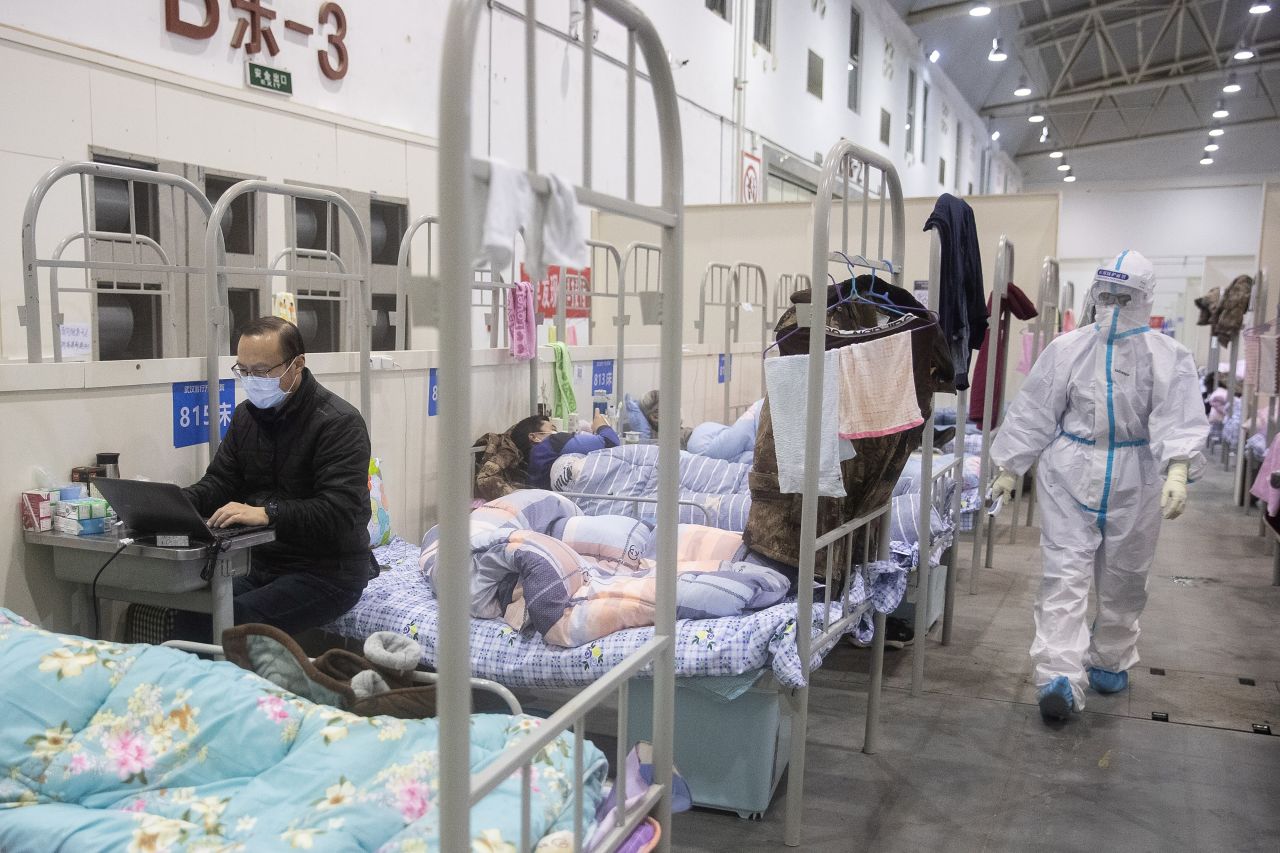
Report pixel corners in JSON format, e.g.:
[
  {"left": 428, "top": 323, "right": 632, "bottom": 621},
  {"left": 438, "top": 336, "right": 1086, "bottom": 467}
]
[
  {"left": 1250, "top": 432, "right": 1280, "bottom": 518},
  {"left": 1015, "top": 329, "right": 1035, "bottom": 375},
  {"left": 507, "top": 280, "right": 536, "bottom": 361},
  {"left": 1062, "top": 310, "right": 1076, "bottom": 333},
  {"left": 836, "top": 332, "right": 924, "bottom": 439}
]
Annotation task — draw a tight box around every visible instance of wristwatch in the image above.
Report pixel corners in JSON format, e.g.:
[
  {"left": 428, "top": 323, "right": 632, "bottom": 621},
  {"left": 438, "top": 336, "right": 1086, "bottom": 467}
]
[{"left": 264, "top": 499, "right": 280, "bottom": 524}]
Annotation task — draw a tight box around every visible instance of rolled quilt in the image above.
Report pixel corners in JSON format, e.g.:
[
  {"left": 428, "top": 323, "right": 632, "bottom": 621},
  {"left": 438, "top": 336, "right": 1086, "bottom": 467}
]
[{"left": 836, "top": 333, "right": 924, "bottom": 439}]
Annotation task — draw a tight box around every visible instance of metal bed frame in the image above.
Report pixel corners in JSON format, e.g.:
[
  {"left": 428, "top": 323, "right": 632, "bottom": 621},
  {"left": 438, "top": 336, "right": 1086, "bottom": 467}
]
[
  {"left": 696, "top": 261, "right": 770, "bottom": 424},
  {"left": 203, "top": 181, "right": 373, "bottom": 452},
  {"left": 786, "top": 139, "right": 906, "bottom": 847},
  {"left": 437, "top": 1, "right": 682, "bottom": 850},
  {"left": 969, "top": 235, "right": 1014, "bottom": 584},
  {"left": 771, "top": 272, "right": 810, "bottom": 325},
  {"left": 1234, "top": 270, "right": 1270, "bottom": 508},
  {"left": 19, "top": 161, "right": 217, "bottom": 363},
  {"left": 908, "top": 226, "right": 966, "bottom": 695},
  {"left": 1014, "top": 258, "right": 1063, "bottom": 533}
]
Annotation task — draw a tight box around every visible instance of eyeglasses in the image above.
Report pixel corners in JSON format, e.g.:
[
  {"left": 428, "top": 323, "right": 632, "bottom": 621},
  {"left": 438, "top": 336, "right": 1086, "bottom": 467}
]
[
  {"left": 231, "top": 358, "right": 292, "bottom": 379},
  {"left": 1094, "top": 291, "right": 1133, "bottom": 307}
]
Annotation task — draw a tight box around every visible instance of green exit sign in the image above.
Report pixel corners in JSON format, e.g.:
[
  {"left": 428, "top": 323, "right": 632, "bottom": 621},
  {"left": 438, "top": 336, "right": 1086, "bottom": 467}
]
[{"left": 246, "top": 62, "right": 293, "bottom": 96}]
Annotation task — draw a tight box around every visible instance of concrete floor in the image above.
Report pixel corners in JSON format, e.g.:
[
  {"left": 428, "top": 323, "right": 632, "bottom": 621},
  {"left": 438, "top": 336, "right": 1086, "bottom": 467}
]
[{"left": 673, "top": 462, "right": 1280, "bottom": 852}]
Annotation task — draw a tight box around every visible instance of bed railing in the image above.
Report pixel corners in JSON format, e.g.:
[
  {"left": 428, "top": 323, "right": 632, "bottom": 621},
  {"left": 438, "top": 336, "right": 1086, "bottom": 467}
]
[
  {"left": 203, "top": 181, "right": 372, "bottom": 453},
  {"left": 436, "top": 2, "right": 684, "bottom": 851},
  {"left": 970, "top": 235, "right": 1014, "bottom": 584},
  {"left": 788, "top": 138, "right": 905, "bottom": 847},
  {"left": 19, "top": 161, "right": 217, "bottom": 364}
]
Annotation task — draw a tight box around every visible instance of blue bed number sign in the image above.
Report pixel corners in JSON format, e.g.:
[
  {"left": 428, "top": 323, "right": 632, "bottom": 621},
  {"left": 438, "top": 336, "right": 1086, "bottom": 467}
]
[
  {"left": 591, "top": 359, "right": 614, "bottom": 396},
  {"left": 172, "top": 380, "right": 235, "bottom": 448},
  {"left": 718, "top": 354, "right": 731, "bottom": 384},
  {"left": 428, "top": 368, "right": 439, "bottom": 417}
]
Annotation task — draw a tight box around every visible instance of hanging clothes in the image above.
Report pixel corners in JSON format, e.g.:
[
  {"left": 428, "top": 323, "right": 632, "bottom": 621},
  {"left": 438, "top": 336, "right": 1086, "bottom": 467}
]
[
  {"left": 549, "top": 341, "right": 577, "bottom": 419},
  {"left": 763, "top": 350, "right": 845, "bottom": 497},
  {"left": 745, "top": 275, "right": 954, "bottom": 580},
  {"left": 836, "top": 333, "right": 923, "bottom": 438},
  {"left": 507, "top": 281, "right": 536, "bottom": 361},
  {"left": 1061, "top": 309, "right": 1076, "bottom": 333},
  {"left": 924, "top": 193, "right": 988, "bottom": 391},
  {"left": 1016, "top": 330, "right": 1035, "bottom": 375},
  {"left": 1212, "top": 274, "right": 1253, "bottom": 347},
  {"left": 968, "top": 282, "right": 1039, "bottom": 427}
]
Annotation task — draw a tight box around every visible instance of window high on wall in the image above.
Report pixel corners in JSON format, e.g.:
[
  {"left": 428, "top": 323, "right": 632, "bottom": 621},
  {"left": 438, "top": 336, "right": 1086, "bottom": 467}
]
[
  {"left": 921, "top": 82, "right": 930, "bottom": 162},
  {"left": 847, "top": 4, "right": 862, "bottom": 113},
  {"left": 954, "top": 122, "right": 963, "bottom": 192},
  {"left": 706, "top": 0, "right": 730, "bottom": 22},
  {"left": 754, "top": 0, "right": 773, "bottom": 51},
  {"left": 808, "top": 50, "right": 824, "bottom": 99},
  {"left": 905, "top": 69, "right": 917, "bottom": 158}
]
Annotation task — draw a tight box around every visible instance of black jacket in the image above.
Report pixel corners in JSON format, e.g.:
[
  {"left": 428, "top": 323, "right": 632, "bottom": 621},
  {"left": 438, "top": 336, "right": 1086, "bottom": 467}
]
[
  {"left": 184, "top": 369, "right": 372, "bottom": 580},
  {"left": 924, "top": 193, "right": 987, "bottom": 390}
]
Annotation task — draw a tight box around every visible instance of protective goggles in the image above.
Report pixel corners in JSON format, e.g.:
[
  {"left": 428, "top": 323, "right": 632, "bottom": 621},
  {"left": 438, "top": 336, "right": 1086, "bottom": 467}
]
[{"left": 1093, "top": 290, "right": 1133, "bottom": 307}]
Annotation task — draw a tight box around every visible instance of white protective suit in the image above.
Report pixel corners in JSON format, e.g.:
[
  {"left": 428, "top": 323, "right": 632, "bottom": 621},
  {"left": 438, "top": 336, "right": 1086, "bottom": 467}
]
[{"left": 989, "top": 250, "right": 1208, "bottom": 709}]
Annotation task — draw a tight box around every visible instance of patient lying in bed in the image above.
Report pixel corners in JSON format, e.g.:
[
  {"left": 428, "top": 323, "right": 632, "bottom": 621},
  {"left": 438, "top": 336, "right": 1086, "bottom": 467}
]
[{"left": 420, "top": 490, "right": 789, "bottom": 648}]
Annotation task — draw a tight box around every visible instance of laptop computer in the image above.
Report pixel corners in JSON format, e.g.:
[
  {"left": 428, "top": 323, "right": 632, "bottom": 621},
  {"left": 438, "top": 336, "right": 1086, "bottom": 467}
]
[{"left": 93, "top": 478, "right": 269, "bottom": 545}]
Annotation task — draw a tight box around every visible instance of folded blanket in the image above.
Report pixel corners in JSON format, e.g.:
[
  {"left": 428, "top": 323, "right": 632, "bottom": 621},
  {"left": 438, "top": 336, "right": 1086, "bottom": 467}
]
[
  {"left": 555, "top": 443, "right": 754, "bottom": 531},
  {"left": 420, "top": 490, "right": 789, "bottom": 647}
]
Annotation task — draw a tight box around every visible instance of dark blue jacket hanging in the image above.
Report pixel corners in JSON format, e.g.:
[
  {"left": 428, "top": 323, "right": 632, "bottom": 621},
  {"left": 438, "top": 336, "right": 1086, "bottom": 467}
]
[{"left": 924, "top": 193, "right": 988, "bottom": 390}]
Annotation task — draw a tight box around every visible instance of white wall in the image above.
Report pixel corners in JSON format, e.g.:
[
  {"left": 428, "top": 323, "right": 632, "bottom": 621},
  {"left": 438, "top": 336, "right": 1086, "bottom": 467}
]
[{"left": 1058, "top": 185, "right": 1266, "bottom": 260}]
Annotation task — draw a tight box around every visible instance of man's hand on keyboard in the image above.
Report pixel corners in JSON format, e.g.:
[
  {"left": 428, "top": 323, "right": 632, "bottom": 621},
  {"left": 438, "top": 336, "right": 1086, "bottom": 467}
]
[{"left": 209, "top": 502, "right": 269, "bottom": 529}]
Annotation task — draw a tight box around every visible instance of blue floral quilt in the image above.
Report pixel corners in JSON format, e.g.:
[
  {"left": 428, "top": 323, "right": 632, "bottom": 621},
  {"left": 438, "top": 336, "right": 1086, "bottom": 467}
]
[{"left": 0, "top": 609, "right": 605, "bottom": 852}]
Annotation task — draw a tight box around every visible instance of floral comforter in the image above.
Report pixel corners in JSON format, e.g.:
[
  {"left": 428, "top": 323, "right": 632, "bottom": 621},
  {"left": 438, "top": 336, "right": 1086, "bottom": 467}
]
[{"left": 0, "top": 609, "right": 605, "bottom": 852}]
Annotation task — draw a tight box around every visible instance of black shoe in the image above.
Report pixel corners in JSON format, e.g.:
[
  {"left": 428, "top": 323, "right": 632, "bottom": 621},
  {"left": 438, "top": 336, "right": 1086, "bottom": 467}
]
[
  {"left": 933, "top": 426, "right": 956, "bottom": 449},
  {"left": 883, "top": 617, "right": 915, "bottom": 649}
]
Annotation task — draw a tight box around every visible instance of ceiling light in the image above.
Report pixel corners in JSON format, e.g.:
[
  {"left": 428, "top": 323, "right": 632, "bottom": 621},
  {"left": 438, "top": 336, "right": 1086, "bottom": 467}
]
[
  {"left": 969, "top": 3, "right": 992, "bottom": 17},
  {"left": 1200, "top": 157, "right": 1215, "bottom": 165},
  {"left": 929, "top": 49, "right": 941, "bottom": 63},
  {"left": 1063, "top": 174, "right": 1077, "bottom": 183},
  {"left": 1204, "top": 143, "right": 1219, "bottom": 152},
  {"left": 1209, "top": 126, "right": 1225, "bottom": 137},
  {"left": 1057, "top": 162, "right": 1071, "bottom": 171},
  {"left": 989, "top": 38, "right": 1008, "bottom": 62},
  {"left": 990, "top": 130, "right": 1000, "bottom": 141},
  {"left": 1039, "top": 126, "right": 1049, "bottom": 142},
  {"left": 1212, "top": 101, "right": 1230, "bottom": 119},
  {"left": 1014, "top": 77, "right": 1032, "bottom": 97},
  {"left": 1223, "top": 73, "right": 1242, "bottom": 94},
  {"left": 1029, "top": 113, "right": 1045, "bottom": 123},
  {"left": 1235, "top": 47, "right": 1256, "bottom": 60},
  {"left": 1249, "top": 3, "right": 1271, "bottom": 13},
  {"left": 1049, "top": 150, "right": 1064, "bottom": 158},
  {"left": 848, "top": 61, "right": 854, "bottom": 70}
]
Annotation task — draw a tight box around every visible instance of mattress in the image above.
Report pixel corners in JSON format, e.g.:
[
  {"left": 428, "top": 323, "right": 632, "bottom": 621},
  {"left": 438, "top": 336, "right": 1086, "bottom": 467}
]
[{"left": 328, "top": 538, "right": 909, "bottom": 690}]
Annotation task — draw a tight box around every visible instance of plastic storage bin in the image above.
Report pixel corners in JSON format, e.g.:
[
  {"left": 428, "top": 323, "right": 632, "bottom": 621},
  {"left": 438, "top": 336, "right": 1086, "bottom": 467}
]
[
  {"left": 893, "top": 559, "right": 948, "bottom": 630},
  {"left": 625, "top": 671, "right": 791, "bottom": 819}
]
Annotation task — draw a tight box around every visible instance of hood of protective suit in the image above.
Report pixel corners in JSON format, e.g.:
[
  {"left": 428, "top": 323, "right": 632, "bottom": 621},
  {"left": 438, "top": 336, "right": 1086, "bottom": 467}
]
[{"left": 1089, "top": 250, "right": 1155, "bottom": 332}]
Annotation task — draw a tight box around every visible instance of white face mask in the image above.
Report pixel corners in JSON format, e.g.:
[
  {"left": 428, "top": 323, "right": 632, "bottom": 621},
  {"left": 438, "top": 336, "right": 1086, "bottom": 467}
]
[{"left": 240, "top": 358, "right": 299, "bottom": 408}]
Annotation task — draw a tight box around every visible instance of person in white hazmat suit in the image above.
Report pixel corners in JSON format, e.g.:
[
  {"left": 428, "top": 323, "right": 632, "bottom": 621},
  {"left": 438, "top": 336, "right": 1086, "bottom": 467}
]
[{"left": 989, "top": 250, "right": 1208, "bottom": 723}]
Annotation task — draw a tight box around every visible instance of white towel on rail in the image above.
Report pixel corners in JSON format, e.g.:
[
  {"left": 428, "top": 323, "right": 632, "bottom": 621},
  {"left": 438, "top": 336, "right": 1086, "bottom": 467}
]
[
  {"left": 480, "top": 159, "right": 535, "bottom": 273},
  {"left": 764, "top": 350, "right": 846, "bottom": 498},
  {"left": 536, "top": 173, "right": 587, "bottom": 278}
]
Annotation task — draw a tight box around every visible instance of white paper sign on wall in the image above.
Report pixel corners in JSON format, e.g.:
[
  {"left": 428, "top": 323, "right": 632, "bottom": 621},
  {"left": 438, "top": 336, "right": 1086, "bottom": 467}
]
[{"left": 60, "top": 323, "right": 91, "bottom": 360}]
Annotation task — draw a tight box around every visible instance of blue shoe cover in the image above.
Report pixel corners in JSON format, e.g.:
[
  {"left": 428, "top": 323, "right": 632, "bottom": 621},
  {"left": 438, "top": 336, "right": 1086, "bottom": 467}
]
[
  {"left": 1037, "top": 675, "right": 1074, "bottom": 722},
  {"left": 1088, "top": 667, "right": 1129, "bottom": 694}
]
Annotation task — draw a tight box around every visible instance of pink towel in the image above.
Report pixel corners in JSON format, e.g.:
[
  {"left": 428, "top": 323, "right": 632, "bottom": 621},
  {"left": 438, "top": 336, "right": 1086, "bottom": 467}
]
[
  {"left": 1016, "top": 329, "right": 1035, "bottom": 375},
  {"left": 507, "top": 281, "right": 536, "bottom": 360},
  {"left": 836, "top": 333, "right": 924, "bottom": 439}
]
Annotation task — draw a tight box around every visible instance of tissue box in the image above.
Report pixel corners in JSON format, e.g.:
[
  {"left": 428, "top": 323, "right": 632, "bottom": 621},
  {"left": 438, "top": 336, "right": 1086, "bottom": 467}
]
[
  {"left": 56, "top": 498, "right": 109, "bottom": 521},
  {"left": 54, "top": 515, "right": 107, "bottom": 536},
  {"left": 20, "top": 490, "right": 57, "bottom": 532}
]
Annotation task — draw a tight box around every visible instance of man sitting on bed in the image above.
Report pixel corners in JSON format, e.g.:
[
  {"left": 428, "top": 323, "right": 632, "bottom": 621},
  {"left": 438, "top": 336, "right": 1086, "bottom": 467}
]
[{"left": 176, "top": 316, "right": 375, "bottom": 639}]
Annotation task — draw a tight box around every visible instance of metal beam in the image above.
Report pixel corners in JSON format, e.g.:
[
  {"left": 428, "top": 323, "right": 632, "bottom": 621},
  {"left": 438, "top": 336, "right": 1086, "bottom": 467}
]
[
  {"left": 1051, "top": 22, "right": 1095, "bottom": 97},
  {"left": 1021, "top": 0, "right": 1174, "bottom": 38},
  {"left": 906, "top": 0, "right": 1029, "bottom": 26},
  {"left": 984, "top": 55, "right": 1280, "bottom": 115},
  {"left": 1026, "top": 3, "right": 1181, "bottom": 51},
  {"left": 1013, "top": 115, "right": 1280, "bottom": 159}
]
